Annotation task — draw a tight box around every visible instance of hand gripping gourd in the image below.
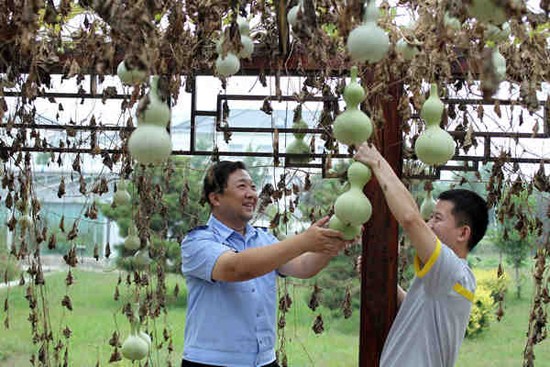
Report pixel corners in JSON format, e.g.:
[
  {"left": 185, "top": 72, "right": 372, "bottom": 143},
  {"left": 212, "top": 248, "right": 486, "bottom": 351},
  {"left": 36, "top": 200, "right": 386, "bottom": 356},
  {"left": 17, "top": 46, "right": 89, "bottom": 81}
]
[
  {"left": 333, "top": 66, "right": 373, "bottom": 147},
  {"left": 329, "top": 161, "right": 373, "bottom": 239},
  {"left": 414, "top": 83, "right": 455, "bottom": 166},
  {"left": 128, "top": 76, "right": 173, "bottom": 165}
]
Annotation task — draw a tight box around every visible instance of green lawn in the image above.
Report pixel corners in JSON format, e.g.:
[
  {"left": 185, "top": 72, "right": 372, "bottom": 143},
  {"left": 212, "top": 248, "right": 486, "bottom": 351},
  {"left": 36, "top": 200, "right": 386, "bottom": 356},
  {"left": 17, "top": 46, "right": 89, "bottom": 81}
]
[{"left": 0, "top": 263, "right": 548, "bottom": 366}]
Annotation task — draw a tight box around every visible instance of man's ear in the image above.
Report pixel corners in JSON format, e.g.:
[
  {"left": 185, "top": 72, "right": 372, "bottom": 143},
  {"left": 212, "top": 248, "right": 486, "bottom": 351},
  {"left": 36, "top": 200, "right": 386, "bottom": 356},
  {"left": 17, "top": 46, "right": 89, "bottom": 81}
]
[
  {"left": 459, "top": 225, "right": 471, "bottom": 245},
  {"left": 208, "top": 192, "right": 220, "bottom": 207}
]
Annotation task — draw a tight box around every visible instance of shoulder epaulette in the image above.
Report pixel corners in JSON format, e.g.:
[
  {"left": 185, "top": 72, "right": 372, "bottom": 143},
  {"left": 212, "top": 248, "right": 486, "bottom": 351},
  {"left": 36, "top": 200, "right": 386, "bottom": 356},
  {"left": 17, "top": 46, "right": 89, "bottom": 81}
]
[
  {"left": 254, "top": 226, "right": 269, "bottom": 232},
  {"left": 188, "top": 225, "right": 209, "bottom": 233}
]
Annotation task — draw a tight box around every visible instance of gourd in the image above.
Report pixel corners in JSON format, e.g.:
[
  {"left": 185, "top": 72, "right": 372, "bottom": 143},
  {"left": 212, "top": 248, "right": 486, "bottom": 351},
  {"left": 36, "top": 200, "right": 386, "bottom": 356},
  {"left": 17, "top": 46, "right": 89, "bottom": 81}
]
[
  {"left": 443, "top": 12, "right": 462, "bottom": 31},
  {"left": 113, "top": 179, "right": 131, "bottom": 206},
  {"left": 117, "top": 60, "right": 147, "bottom": 86},
  {"left": 485, "top": 22, "right": 511, "bottom": 43},
  {"left": 136, "top": 76, "right": 171, "bottom": 128},
  {"left": 492, "top": 47, "right": 507, "bottom": 81},
  {"left": 419, "top": 188, "right": 437, "bottom": 221},
  {"left": 216, "top": 52, "right": 241, "bottom": 77},
  {"left": 395, "top": 39, "right": 419, "bottom": 61},
  {"left": 121, "top": 313, "right": 150, "bottom": 361},
  {"left": 128, "top": 76, "right": 173, "bottom": 165},
  {"left": 467, "top": 0, "right": 508, "bottom": 25},
  {"left": 286, "top": 106, "right": 311, "bottom": 164},
  {"left": 287, "top": 0, "right": 303, "bottom": 29},
  {"left": 124, "top": 223, "right": 141, "bottom": 251},
  {"left": 347, "top": 0, "right": 390, "bottom": 63},
  {"left": 128, "top": 125, "right": 173, "bottom": 165},
  {"left": 333, "top": 161, "right": 373, "bottom": 227},
  {"left": 328, "top": 215, "right": 362, "bottom": 241},
  {"left": 333, "top": 66, "right": 373, "bottom": 147},
  {"left": 414, "top": 84, "right": 455, "bottom": 166},
  {"left": 237, "top": 16, "right": 254, "bottom": 59}
]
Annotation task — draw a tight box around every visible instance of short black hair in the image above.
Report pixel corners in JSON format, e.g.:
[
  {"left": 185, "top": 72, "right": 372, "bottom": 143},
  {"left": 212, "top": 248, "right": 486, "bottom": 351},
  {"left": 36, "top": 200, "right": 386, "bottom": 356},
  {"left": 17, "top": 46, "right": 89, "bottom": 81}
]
[
  {"left": 438, "top": 189, "right": 489, "bottom": 251},
  {"left": 201, "top": 160, "right": 247, "bottom": 206}
]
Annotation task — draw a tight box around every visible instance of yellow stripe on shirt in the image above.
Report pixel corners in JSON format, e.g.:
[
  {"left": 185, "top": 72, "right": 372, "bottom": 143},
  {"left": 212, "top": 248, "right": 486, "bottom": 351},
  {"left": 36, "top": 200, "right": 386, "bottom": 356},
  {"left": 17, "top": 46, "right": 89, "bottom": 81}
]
[
  {"left": 414, "top": 238, "right": 442, "bottom": 278},
  {"left": 453, "top": 283, "right": 475, "bottom": 302}
]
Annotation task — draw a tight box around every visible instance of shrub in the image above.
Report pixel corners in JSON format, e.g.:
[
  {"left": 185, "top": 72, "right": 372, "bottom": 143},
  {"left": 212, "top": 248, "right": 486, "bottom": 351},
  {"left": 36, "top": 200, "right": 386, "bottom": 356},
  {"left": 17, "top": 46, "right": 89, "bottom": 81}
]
[
  {"left": 474, "top": 268, "right": 509, "bottom": 301},
  {"left": 466, "top": 268, "right": 509, "bottom": 337},
  {"left": 466, "top": 286, "right": 494, "bottom": 337}
]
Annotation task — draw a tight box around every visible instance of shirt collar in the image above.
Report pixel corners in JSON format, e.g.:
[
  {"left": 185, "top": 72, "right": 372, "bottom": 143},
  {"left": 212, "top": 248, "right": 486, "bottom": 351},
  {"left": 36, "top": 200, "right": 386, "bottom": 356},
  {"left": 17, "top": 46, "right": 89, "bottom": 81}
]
[{"left": 207, "top": 214, "right": 257, "bottom": 241}]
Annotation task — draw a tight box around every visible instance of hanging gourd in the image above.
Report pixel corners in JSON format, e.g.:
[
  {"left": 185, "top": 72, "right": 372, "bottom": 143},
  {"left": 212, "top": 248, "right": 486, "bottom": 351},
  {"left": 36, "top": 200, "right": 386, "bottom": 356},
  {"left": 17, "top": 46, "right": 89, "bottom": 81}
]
[
  {"left": 333, "top": 161, "right": 373, "bottom": 227},
  {"left": 492, "top": 47, "right": 507, "bottom": 81},
  {"left": 286, "top": 105, "right": 311, "bottom": 165},
  {"left": 128, "top": 76, "right": 173, "bottom": 165},
  {"left": 136, "top": 76, "right": 171, "bottom": 128},
  {"left": 328, "top": 215, "right": 362, "bottom": 241},
  {"left": 414, "top": 83, "right": 455, "bottom": 166},
  {"left": 467, "top": 0, "right": 508, "bottom": 25},
  {"left": 347, "top": 0, "right": 390, "bottom": 63},
  {"left": 395, "top": 39, "right": 419, "bottom": 61},
  {"left": 443, "top": 12, "right": 462, "bottom": 31},
  {"left": 117, "top": 60, "right": 148, "bottom": 86},
  {"left": 237, "top": 16, "right": 254, "bottom": 59},
  {"left": 124, "top": 223, "right": 141, "bottom": 251},
  {"left": 419, "top": 186, "right": 437, "bottom": 221},
  {"left": 121, "top": 307, "right": 150, "bottom": 361},
  {"left": 113, "top": 179, "right": 131, "bottom": 206},
  {"left": 333, "top": 66, "right": 373, "bottom": 147},
  {"left": 287, "top": 0, "right": 303, "bottom": 29},
  {"left": 485, "top": 22, "right": 511, "bottom": 43}
]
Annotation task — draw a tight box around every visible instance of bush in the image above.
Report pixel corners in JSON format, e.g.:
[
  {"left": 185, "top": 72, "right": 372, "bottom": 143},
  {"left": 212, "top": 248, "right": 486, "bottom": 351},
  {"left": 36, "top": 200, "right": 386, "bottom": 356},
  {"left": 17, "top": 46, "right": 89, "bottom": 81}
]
[
  {"left": 466, "top": 286, "right": 494, "bottom": 337},
  {"left": 466, "top": 268, "right": 509, "bottom": 337}
]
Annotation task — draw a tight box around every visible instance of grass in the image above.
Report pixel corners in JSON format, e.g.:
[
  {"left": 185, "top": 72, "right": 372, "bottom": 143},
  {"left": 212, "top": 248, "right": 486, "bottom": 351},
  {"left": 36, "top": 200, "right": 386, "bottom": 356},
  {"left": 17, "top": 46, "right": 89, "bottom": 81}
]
[{"left": 0, "top": 256, "right": 549, "bottom": 367}]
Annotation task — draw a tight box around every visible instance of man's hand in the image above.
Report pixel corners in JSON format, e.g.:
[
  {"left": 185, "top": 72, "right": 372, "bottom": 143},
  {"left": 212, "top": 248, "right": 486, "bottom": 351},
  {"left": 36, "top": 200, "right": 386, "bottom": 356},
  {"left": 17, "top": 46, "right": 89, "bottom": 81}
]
[
  {"left": 302, "top": 216, "right": 348, "bottom": 256},
  {"left": 354, "top": 142, "right": 384, "bottom": 168}
]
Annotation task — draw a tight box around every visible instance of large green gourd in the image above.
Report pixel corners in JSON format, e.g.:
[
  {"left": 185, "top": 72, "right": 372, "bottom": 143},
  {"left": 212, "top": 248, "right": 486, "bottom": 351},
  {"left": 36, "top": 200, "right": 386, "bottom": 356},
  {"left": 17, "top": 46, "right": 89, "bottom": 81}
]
[
  {"left": 328, "top": 215, "right": 362, "bottom": 240},
  {"left": 346, "top": 0, "right": 390, "bottom": 63},
  {"left": 333, "top": 161, "right": 372, "bottom": 226},
  {"left": 333, "top": 66, "right": 373, "bottom": 147},
  {"left": 414, "top": 84, "right": 455, "bottom": 166}
]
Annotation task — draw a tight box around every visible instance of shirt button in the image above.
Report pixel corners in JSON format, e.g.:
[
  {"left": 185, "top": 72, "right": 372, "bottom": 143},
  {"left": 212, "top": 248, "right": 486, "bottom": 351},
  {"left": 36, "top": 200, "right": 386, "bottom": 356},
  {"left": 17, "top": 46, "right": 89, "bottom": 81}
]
[
  {"left": 251, "top": 288, "right": 255, "bottom": 292},
  {"left": 256, "top": 313, "right": 260, "bottom": 317}
]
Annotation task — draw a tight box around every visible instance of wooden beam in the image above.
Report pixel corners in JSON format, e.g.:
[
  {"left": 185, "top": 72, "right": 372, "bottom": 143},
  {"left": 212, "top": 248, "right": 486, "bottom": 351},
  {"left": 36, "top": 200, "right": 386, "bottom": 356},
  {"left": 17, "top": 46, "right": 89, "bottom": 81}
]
[{"left": 359, "top": 79, "right": 402, "bottom": 367}]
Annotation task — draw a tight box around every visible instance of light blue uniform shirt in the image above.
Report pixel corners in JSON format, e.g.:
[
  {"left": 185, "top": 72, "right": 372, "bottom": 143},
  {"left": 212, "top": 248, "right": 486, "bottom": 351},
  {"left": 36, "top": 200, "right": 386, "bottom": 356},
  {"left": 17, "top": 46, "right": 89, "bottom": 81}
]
[{"left": 180, "top": 215, "right": 279, "bottom": 367}]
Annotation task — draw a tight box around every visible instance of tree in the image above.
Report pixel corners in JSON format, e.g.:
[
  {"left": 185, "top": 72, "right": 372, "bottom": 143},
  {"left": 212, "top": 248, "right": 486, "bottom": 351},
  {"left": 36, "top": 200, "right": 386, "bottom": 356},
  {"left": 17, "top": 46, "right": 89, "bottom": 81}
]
[{"left": 493, "top": 186, "right": 540, "bottom": 299}]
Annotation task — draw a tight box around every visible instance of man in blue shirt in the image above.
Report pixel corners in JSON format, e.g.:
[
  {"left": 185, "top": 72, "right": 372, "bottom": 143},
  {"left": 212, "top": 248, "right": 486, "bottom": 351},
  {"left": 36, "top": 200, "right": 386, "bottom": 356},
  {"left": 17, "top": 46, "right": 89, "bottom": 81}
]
[{"left": 181, "top": 161, "right": 351, "bottom": 367}]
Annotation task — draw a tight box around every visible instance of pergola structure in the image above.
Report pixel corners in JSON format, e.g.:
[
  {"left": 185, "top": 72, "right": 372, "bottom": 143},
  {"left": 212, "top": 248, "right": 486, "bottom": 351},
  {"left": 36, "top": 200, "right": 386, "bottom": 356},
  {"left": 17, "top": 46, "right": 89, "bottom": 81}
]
[{"left": 1, "top": 1, "right": 549, "bottom": 366}]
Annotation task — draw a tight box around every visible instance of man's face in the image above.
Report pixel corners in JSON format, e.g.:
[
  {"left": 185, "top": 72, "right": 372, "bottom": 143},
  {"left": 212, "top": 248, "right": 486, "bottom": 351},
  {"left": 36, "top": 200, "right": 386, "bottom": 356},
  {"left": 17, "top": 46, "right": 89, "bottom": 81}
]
[
  {"left": 211, "top": 169, "right": 258, "bottom": 228},
  {"left": 427, "top": 200, "right": 469, "bottom": 250}
]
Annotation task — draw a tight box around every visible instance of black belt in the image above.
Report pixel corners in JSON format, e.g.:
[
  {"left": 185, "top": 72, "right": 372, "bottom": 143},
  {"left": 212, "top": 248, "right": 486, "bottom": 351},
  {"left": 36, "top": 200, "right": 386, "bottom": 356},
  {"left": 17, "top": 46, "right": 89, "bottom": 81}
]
[{"left": 182, "top": 358, "right": 279, "bottom": 367}]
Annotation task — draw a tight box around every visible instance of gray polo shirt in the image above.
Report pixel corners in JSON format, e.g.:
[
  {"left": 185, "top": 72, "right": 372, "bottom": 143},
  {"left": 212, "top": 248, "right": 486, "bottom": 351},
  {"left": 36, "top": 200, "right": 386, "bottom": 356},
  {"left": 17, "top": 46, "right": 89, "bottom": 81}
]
[{"left": 381, "top": 239, "right": 475, "bottom": 367}]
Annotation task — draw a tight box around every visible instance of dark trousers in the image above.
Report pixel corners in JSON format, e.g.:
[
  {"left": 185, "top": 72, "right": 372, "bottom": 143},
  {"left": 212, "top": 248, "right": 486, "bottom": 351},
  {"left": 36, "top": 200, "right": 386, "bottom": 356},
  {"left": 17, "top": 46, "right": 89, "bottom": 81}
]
[{"left": 182, "top": 359, "right": 280, "bottom": 367}]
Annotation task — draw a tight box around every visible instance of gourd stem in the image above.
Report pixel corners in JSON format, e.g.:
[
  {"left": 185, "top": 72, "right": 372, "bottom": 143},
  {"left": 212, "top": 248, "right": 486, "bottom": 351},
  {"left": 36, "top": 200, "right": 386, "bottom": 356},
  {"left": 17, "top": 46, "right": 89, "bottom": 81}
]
[
  {"left": 363, "top": 0, "right": 378, "bottom": 23},
  {"left": 350, "top": 66, "right": 358, "bottom": 83},
  {"left": 430, "top": 83, "right": 438, "bottom": 98}
]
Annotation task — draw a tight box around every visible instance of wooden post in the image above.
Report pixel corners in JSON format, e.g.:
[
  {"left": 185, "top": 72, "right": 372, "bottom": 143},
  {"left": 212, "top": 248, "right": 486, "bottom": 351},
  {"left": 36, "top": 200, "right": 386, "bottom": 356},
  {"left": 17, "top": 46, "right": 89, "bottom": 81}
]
[{"left": 359, "top": 81, "right": 402, "bottom": 367}]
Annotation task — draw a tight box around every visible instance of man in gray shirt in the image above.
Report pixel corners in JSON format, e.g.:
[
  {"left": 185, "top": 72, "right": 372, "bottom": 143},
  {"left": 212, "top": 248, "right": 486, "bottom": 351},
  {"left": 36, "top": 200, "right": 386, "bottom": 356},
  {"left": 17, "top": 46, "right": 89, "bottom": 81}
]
[{"left": 354, "top": 143, "right": 489, "bottom": 367}]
